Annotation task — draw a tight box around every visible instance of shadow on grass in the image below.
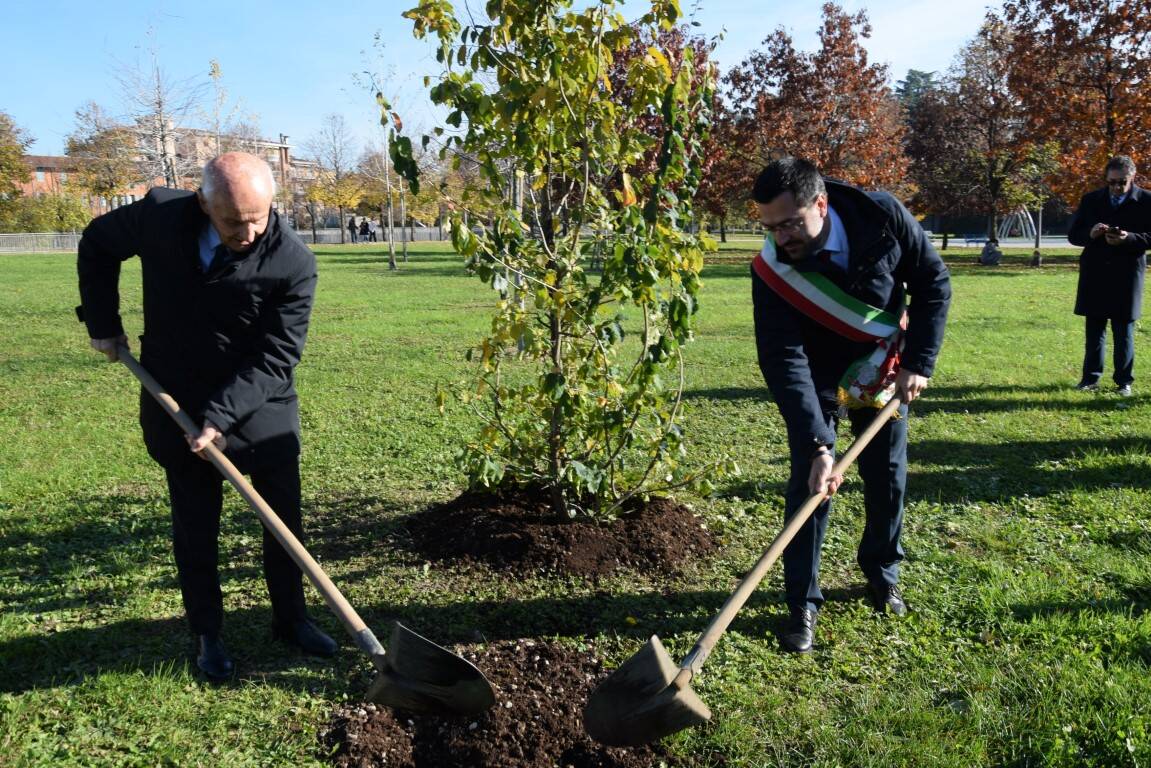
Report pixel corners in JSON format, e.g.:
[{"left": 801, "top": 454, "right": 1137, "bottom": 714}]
[
  {"left": 1007, "top": 576, "right": 1151, "bottom": 665},
  {"left": 0, "top": 581, "right": 841, "bottom": 695},
  {"left": 682, "top": 386, "right": 771, "bottom": 403},
  {"left": 0, "top": 609, "right": 376, "bottom": 696},
  {"left": 1102, "top": 528, "right": 1151, "bottom": 555},
  {"left": 915, "top": 383, "right": 1138, "bottom": 416},
  {"left": 910, "top": 435, "right": 1151, "bottom": 503},
  {"left": 681, "top": 382, "right": 1131, "bottom": 414},
  {"left": 0, "top": 492, "right": 409, "bottom": 617}
]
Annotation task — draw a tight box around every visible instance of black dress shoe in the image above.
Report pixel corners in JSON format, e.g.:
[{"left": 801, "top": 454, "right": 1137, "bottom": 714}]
[
  {"left": 779, "top": 605, "right": 817, "bottom": 654},
  {"left": 196, "top": 634, "right": 235, "bottom": 682},
  {"left": 868, "top": 582, "right": 909, "bottom": 616},
  {"left": 273, "top": 618, "right": 338, "bottom": 657}
]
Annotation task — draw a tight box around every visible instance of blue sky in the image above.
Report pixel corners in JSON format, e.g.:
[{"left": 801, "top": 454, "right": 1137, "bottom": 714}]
[{"left": 3, "top": 0, "right": 996, "bottom": 158}]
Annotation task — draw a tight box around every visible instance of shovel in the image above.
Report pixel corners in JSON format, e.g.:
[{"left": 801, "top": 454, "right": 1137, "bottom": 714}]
[
  {"left": 584, "top": 396, "right": 903, "bottom": 746},
  {"left": 117, "top": 348, "right": 496, "bottom": 715}
]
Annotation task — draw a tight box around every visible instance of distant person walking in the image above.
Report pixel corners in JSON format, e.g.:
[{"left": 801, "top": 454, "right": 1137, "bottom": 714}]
[
  {"left": 347, "top": 216, "right": 358, "bottom": 244},
  {"left": 359, "top": 219, "right": 370, "bottom": 242},
  {"left": 1068, "top": 155, "right": 1151, "bottom": 396},
  {"left": 367, "top": 219, "right": 378, "bottom": 242}
]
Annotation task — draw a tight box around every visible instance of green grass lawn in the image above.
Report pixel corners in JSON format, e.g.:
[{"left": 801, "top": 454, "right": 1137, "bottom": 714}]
[{"left": 2, "top": 242, "right": 1149, "bottom": 766}]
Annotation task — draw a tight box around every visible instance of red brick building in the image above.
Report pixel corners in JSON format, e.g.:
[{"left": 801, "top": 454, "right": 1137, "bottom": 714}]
[{"left": 19, "top": 132, "right": 320, "bottom": 220}]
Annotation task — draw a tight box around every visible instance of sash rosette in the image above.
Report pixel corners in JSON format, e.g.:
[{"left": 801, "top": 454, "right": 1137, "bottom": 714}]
[{"left": 753, "top": 235, "right": 905, "bottom": 410}]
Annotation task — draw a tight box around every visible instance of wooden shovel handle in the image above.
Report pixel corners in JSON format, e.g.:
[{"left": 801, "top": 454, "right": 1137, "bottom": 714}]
[
  {"left": 680, "top": 396, "right": 904, "bottom": 678},
  {"left": 118, "top": 349, "right": 385, "bottom": 657}
]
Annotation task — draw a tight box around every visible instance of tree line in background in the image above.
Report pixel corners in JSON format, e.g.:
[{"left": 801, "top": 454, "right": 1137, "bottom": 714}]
[
  {"left": 2, "top": 0, "right": 1150, "bottom": 243},
  {"left": 698, "top": 0, "right": 1151, "bottom": 245}
]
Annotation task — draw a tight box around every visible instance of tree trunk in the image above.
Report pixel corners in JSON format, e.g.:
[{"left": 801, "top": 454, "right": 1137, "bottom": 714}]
[
  {"left": 541, "top": 170, "right": 566, "bottom": 517},
  {"left": 719, "top": 215, "right": 727, "bottom": 243},
  {"left": 940, "top": 215, "right": 949, "bottom": 250},
  {"left": 309, "top": 202, "right": 317, "bottom": 245},
  {"left": 400, "top": 185, "right": 408, "bottom": 263},
  {"left": 338, "top": 206, "right": 346, "bottom": 244},
  {"left": 382, "top": 203, "right": 397, "bottom": 271},
  {"left": 383, "top": 132, "right": 397, "bottom": 270}
]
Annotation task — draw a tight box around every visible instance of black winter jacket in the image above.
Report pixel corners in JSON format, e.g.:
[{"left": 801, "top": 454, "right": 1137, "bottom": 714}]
[
  {"left": 78, "top": 188, "right": 317, "bottom": 471},
  {"left": 1068, "top": 185, "right": 1151, "bottom": 320},
  {"left": 752, "top": 179, "right": 951, "bottom": 454}
]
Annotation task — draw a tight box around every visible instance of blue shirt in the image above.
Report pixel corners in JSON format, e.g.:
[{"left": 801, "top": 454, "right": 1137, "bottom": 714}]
[
  {"left": 822, "top": 206, "right": 850, "bottom": 270},
  {"left": 197, "top": 222, "right": 223, "bottom": 270}
]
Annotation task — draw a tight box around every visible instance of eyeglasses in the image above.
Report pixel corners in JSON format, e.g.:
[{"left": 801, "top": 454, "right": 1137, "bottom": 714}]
[
  {"left": 1106, "top": 177, "right": 1131, "bottom": 187},
  {"left": 761, "top": 210, "right": 813, "bottom": 234}
]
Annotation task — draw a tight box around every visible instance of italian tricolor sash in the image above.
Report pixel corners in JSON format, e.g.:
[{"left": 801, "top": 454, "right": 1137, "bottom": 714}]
[{"left": 754, "top": 235, "right": 905, "bottom": 410}]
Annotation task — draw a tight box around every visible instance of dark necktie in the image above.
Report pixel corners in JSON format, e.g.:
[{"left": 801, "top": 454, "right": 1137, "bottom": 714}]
[
  {"left": 817, "top": 249, "right": 841, "bottom": 270},
  {"left": 211, "top": 243, "right": 230, "bottom": 270}
]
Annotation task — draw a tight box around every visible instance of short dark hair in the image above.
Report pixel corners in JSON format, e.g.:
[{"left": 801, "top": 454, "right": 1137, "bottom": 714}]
[
  {"left": 752, "top": 157, "right": 826, "bottom": 206},
  {"left": 1105, "top": 155, "right": 1137, "bottom": 177}
]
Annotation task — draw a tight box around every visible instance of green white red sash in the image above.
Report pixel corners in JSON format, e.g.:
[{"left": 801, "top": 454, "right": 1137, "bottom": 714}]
[{"left": 754, "top": 235, "right": 905, "bottom": 409}]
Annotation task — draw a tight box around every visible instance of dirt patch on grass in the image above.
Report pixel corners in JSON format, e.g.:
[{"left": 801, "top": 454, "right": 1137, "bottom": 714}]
[
  {"left": 321, "top": 638, "right": 678, "bottom": 768},
  {"left": 403, "top": 487, "right": 715, "bottom": 578}
]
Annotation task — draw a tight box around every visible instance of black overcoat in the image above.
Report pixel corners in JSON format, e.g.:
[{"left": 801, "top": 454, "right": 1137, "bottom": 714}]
[
  {"left": 1068, "top": 185, "right": 1151, "bottom": 320},
  {"left": 78, "top": 188, "right": 317, "bottom": 471},
  {"left": 752, "top": 180, "right": 951, "bottom": 454}
]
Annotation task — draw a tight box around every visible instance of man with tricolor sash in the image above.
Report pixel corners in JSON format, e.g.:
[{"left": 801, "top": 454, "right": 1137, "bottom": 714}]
[{"left": 750, "top": 157, "right": 951, "bottom": 654}]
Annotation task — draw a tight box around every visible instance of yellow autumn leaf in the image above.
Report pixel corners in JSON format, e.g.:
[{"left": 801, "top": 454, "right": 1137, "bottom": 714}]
[{"left": 619, "top": 172, "right": 637, "bottom": 207}]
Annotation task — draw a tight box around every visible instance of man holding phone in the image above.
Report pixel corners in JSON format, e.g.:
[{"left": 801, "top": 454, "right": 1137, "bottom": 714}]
[{"left": 1068, "top": 155, "right": 1151, "bottom": 395}]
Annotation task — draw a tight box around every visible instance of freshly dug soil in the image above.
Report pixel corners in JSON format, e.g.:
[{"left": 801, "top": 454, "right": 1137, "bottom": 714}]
[
  {"left": 403, "top": 487, "right": 716, "bottom": 578},
  {"left": 321, "top": 638, "right": 676, "bottom": 768}
]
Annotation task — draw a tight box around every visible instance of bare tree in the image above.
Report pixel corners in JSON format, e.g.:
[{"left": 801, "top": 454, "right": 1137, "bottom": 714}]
[
  {"left": 203, "top": 59, "right": 261, "bottom": 156},
  {"left": 115, "top": 36, "right": 204, "bottom": 187},
  {"left": 221, "top": 121, "right": 265, "bottom": 155},
  {"left": 358, "top": 140, "right": 404, "bottom": 267},
  {"left": 305, "top": 114, "right": 361, "bottom": 245}
]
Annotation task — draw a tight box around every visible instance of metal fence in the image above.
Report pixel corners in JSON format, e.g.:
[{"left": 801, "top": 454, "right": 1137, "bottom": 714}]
[
  {"left": 0, "top": 233, "right": 83, "bottom": 253},
  {"left": 294, "top": 227, "right": 449, "bottom": 245},
  {"left": 0, "top": 228, "right": 450, "bottom": 253}
]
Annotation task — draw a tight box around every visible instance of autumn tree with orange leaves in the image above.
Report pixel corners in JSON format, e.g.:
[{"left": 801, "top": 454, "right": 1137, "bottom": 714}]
[
  {"left": 694, "top": 101, "right": 751, "bottom": 241},
  {"left": 948, "top": 20, "right": 1052, "bottom": 238},
  {"left": 904, "top": 87, "right": 975, "bottom": 249},
  {"left": 1001, "top": 0, "right": 1151, "bottom": 203},
  {"left": 723, "top": 2, "right": 907, "bottom": 192}
]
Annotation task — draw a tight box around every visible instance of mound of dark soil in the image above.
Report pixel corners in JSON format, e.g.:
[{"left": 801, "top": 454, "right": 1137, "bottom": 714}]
[
  {"left": 321, "top": 639, "right": 676, "bottom": 768},
  {"left": 403, "top": 488, "right": 715, "bottom": 578}
]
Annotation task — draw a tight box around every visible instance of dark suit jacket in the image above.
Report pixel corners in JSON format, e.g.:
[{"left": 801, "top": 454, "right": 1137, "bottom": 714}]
[
  {"left": 752, "top": 179, "right": 951, "bottom": 455},
  {"left": 78, "top": 188, "right": 318, "bottom": 471},
  {"left": 1068, "top": 185, "right": 1151, "bottom": 320}
]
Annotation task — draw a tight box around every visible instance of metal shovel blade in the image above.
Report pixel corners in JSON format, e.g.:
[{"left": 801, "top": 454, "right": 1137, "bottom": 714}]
[
  {"left": 365, "top": 621, "right": 496, "bottom": 716},
  {"left": 583, "top": 635, "right": 711, "bottom": 747}
]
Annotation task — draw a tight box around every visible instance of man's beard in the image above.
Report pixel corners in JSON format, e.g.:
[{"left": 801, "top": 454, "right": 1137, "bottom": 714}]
[{"left": 780, "top": 218, "right": 831, "bottom": 263}]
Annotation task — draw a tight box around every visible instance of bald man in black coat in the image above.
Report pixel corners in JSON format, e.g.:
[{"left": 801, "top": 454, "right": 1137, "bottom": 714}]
[{"left": 78, "top": 152, "right": 336, "bottom": 681}]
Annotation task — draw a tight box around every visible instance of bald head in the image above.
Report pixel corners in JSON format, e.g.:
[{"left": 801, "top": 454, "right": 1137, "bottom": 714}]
[{"left": 198, "top": 152, "right": 276, "bottom": 253}]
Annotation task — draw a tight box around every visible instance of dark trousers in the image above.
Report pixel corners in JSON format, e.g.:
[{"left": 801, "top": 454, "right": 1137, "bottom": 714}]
[
  {"left": 783, "top": 403, "right": 908, "bottom": 613},
  {"left": 164, "top": 454, "right": 307, "bottom": 635},
  {"left": 1082, "top": 316, "right": 1135, "bottom": 387}
]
